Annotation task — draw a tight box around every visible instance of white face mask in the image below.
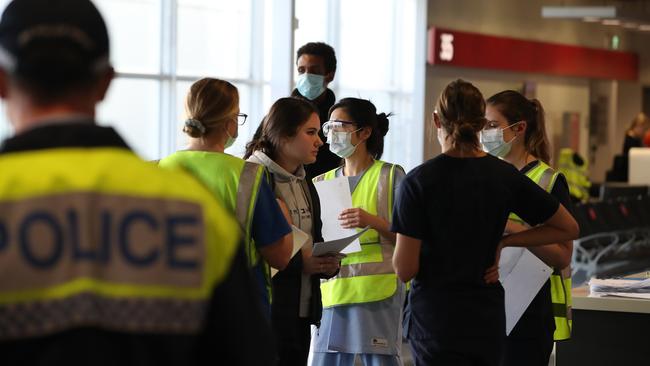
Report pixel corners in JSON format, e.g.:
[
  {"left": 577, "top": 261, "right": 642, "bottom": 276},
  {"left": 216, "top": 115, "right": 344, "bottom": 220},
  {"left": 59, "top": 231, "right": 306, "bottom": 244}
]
[
  {"left": 480, "top": 122, "right": 522, "bottom": 158},
  {"left": 327, "top": 128, "right": 361, "bottom": 158},
  {"left": 296, "top": 73, "right": 326, "bottom": 100},
  {"left": 225, "top": 122, "right": 237, "bottom": 149}
]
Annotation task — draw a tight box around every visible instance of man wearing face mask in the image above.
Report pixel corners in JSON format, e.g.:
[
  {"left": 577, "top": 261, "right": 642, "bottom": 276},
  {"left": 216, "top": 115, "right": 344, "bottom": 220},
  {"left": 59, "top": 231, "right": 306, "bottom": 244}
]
[{"left": 291, "top": 42, "right": 341, "bottom": 180}]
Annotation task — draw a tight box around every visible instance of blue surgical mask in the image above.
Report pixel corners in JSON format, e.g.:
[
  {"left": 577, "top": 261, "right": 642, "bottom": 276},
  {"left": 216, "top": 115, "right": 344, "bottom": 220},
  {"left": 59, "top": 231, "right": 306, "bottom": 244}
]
[
  {"left": 327, "top": 128, "right": 361, "bottom": 158},
  {"left": 480, "top": 122, "right": 521, "bottom": 158},
  {"left": 296, "top": 73, "right": 326, "bottom": 100}
]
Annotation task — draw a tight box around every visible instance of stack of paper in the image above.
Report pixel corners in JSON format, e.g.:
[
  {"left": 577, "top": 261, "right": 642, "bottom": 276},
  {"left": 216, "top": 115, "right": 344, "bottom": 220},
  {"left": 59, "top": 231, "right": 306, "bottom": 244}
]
[{"left": 589, "top": 277, "right": 650, "bottom": 299}]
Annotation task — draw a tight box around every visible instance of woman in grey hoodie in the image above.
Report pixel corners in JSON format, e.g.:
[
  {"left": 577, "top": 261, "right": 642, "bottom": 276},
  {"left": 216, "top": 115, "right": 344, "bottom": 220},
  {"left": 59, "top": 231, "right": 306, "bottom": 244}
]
[{"left": 245, "top": 97, "right": 342, "bottom": 366}]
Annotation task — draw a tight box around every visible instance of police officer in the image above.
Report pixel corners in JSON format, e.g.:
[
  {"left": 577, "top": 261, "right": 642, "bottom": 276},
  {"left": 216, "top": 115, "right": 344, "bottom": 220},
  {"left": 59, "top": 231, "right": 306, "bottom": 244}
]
[{"left": 0, "top": 0, "right": 274, "bottom": 364}]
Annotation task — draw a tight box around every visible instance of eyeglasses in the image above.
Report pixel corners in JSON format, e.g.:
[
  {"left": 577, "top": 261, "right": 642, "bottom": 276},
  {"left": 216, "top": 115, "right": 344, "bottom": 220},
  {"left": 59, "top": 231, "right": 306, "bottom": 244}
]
[
  {"left": 237, "top": 113, "right": 248, "bottom": 126},
  {"left": 322, "top": 119, "right": 356, "bottom": 135}
]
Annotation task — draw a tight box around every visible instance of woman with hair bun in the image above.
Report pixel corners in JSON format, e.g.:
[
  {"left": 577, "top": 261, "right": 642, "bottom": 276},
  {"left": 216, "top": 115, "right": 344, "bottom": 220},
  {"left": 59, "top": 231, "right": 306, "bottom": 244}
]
[
  {"left": 159, "top": 78, "right": 293, "bottom": 314},
  {"left": 310, "top": 98, "right": 406, "bottom": 366},
  {"left": 391, "top": 79, "right": 579, "bottom": 366}
]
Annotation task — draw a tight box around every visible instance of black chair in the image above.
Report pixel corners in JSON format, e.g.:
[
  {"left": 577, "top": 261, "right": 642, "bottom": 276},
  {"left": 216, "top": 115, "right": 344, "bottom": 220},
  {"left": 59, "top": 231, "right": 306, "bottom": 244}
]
[
  {"left": 605, "top": 154, "right": 628, "bottom": 182},
  {"left": 599, "top": 183, "right": 649, "bottom": 201}
]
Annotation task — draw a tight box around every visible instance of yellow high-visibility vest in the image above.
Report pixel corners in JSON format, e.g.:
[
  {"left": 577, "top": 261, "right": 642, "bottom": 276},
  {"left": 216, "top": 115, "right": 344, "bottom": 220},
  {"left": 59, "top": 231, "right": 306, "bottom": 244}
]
[
  {"left": 159, "top": 151, "right": 271, "bottom": 297},
  {"left": 0, "top": 147, "right": 239, "bottom": 339},
  {"left": 314, "top": 160, "right": 402, "bottom": 307},
  {"left": 510, "top": 160, "right": 572, "bottom": 341}
]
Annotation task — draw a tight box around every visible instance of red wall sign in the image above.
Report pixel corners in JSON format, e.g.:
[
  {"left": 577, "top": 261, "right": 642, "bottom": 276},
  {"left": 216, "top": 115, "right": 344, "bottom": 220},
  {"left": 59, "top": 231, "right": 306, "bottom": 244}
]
[{"left": 428, "top": 27, "right": 638, "bottom": 81}]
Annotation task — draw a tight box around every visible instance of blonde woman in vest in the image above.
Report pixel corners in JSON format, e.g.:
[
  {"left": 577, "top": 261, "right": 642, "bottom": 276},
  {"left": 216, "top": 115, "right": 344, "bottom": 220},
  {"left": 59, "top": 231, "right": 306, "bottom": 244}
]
[
  {"left": 310, "top": 98, "right": 406, "bottom": 366},
  {"left": 391, "top": 79, "right": 579, "bottom": 366},
  {"left": 159, "top": 78, "right": 293, "bottom": 313},
  {"left": 245, "top": 97, "right": 342, "bottom": 366},
  {"left": 482, "top": 90, "right": 574, "bottom": 366}
]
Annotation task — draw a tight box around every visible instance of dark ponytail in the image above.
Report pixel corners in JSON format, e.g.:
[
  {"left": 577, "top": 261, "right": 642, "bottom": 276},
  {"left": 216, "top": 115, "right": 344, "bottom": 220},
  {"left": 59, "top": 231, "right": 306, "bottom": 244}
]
[
  {"left": 486, "top": 91, "right": 551, "bottom": 164},
  {"left": 328, "top": 97, "right": 391, "bottom": 159},
  {"left": 436, "top": 79, "right": 487, "bottom": 151}
]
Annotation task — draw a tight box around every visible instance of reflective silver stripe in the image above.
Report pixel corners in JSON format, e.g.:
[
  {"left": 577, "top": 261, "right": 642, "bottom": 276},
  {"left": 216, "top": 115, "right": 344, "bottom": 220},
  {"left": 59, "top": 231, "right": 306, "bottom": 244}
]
[
  {"left": 236, "top": 162, "right": 260, "bottom": 267},
  {"left": 335, "top": 242, "right": 395, "bottom": 279},
  {"left": 235, "top": 162, "right": 259, "bottom": 231},
  {"left": 0, "top": 293, "right": 206, "bottom": 340},
  {"left": 376, "top": 163, "right": 392, "bottom": 226},
  {"left": 378, "top": 163, "right": 395, "bottom": 247},
  {"left": 538, "top": 167, "right": 556, "bottom": 192},
  {"left": 332, "top": 163, "right": 395, "bottom": 280}
]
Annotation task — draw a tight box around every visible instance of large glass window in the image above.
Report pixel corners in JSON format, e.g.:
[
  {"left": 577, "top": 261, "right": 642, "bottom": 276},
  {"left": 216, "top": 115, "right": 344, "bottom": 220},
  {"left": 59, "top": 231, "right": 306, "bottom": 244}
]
[
  {"left": 176, "top": 1, "right": 252, "bottom": 78},
  {"left": 295, "top": 0, "right": 425, "bottom": 171},
  {"left": 0, "top": 0, "right": 425, "bottom": 169},
  {"left": 94, "top": 0, "right": 274, "bottom": 160}
]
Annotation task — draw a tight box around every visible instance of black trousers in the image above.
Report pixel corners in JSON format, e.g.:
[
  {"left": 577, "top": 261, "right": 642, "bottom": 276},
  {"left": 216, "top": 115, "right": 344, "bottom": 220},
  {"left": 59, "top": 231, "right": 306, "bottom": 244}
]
[
  {"left": 274, "top": 316, "right": 311, "bottom": 366},
  {"left": 500, "top": 336, "right": 553, "bottom": 366},
  {"left": 408, "top": 336, "right": 503, "bottom": 366}
]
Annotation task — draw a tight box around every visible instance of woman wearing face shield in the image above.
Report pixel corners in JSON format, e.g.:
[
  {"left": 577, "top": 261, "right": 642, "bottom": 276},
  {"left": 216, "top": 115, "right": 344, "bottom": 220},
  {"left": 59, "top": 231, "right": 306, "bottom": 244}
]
[
  {"left": 483, "top": 90, "right": 574, "bottom": 366},
  {"left": 310, "top": 98, "right": 406, "bottom": 366},
  {"left": 391, "top": 80, "right": 579, "bottom": 366}
]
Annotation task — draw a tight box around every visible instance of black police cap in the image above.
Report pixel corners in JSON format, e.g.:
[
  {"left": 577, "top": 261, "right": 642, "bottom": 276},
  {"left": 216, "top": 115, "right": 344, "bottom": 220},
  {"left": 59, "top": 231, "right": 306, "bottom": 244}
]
[{"left": 0, "top": 0, "right": 110, "bottom": 76}]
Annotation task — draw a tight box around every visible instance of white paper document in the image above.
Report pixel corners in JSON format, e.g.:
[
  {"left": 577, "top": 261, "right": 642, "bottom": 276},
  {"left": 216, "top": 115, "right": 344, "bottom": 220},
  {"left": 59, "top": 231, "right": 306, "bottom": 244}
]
[
  {"left": 290, "top": 225, "right": 310, "bottom": 258},
  {"left": 313, "top": 176, "right": 362, "bottom": 254},
  {"left": 271, "top": 225, "right": 311, "bottom": 277},
  {"left": 499, "top": 247, "right": 552, "bottom": 335},
  {"left": 312, "top": 227, "right": 369, "bottom": 257}
]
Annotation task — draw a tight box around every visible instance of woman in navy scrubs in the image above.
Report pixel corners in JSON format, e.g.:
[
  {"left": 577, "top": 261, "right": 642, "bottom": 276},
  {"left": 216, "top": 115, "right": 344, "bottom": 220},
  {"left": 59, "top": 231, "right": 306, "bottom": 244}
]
[{"left": 391, "top": 79, "right": 579, "bottom": 366}]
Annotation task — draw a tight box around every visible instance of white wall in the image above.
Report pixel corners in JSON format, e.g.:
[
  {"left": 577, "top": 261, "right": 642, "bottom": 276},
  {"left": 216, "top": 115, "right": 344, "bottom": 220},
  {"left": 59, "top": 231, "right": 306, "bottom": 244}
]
[
  {"left": 423, "top": 0, "right": 650, "bottom": 183},
  {"left": 427, "top": 0, "right": 634, "bottom": 49},
  {"left": 424, "top": 67, "right": 590, "bottom": 164}
]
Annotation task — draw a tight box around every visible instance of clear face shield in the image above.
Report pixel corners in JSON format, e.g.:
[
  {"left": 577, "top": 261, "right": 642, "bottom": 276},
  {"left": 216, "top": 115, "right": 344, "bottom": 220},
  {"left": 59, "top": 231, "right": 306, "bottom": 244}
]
[{"left": 322, "top": 120, "right": 362, "bottom": 158}]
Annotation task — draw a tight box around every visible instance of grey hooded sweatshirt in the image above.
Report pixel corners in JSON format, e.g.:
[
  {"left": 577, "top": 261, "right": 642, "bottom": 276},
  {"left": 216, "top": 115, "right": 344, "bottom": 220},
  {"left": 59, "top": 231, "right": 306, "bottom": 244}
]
[{"left": 248, "top": 150, "right": 313, "bottom": 317}]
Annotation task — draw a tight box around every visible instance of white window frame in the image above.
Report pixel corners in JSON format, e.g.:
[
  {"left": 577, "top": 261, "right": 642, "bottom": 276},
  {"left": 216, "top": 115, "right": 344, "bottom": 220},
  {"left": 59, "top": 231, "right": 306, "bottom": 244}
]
[{"left": 109, "top": 0, "right": 295, "bottom": 159}]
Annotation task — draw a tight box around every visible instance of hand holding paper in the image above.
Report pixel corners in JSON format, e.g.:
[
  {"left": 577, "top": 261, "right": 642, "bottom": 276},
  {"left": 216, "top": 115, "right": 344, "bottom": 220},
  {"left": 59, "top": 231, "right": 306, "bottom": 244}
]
[
  {"left": 312, "top": 227, "right": 370, "bottom": 257},
  {"left": 314, "top": 176, "right": 363, "bottom": 254},
  {"left": 339, "top": 207, "right": 373, "bottom": 229},
  {"left": 271, "top": 225, "right": 311, "bottom": 278}
]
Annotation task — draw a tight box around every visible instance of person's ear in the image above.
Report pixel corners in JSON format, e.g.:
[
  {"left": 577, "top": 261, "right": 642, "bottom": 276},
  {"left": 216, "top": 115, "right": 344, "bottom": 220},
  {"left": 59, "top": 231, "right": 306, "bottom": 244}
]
[
  {"left": 324, "top": 71, "right": 335, "bottom": 84},
  {"left": 515, "top": 121, "right": 527, "bottom": 136},
  {"left": 95, "top": 67, "right": 115, "bottom": 102},
  {"left": 359, "top": 126, "right": 372, "bottom": 141},
  {"left": 433, "top": 111, "right": 442, "bottom": 128}
]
